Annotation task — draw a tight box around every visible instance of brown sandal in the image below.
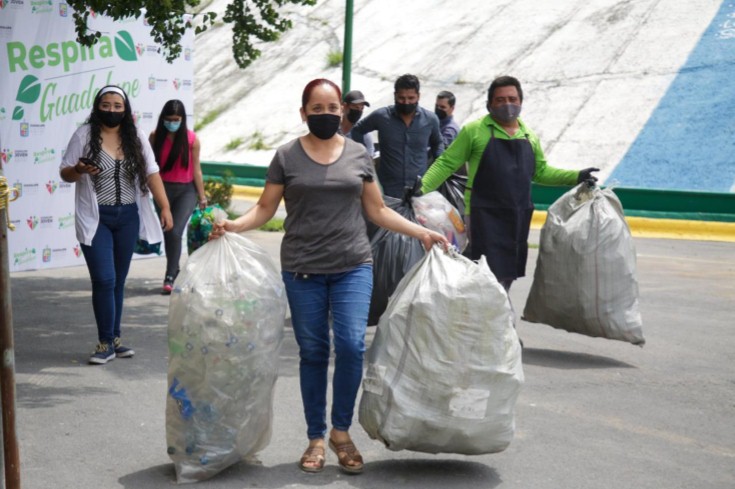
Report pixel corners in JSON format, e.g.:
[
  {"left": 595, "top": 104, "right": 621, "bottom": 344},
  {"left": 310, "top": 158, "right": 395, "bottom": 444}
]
[
  {"left": 299, "top": 445, "right": 325, "bottom": 473},
  {"left": 328, "top": 438, "right": 364, "bottom": 474}
]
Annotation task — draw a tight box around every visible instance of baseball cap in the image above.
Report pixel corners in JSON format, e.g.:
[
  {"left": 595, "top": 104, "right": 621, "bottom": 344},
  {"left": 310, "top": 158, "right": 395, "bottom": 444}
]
[{"left": 343, "top": 90, "right": 370, "bottom": 107}]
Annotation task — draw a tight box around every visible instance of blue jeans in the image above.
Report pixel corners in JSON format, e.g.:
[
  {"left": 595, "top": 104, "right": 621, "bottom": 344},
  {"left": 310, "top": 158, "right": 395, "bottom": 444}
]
[
  {"left": 282, "top": 264, "right": 373, "bottom": 440},
  {"left": 80, "top": 204, "right": 139, "bottom": 344}
]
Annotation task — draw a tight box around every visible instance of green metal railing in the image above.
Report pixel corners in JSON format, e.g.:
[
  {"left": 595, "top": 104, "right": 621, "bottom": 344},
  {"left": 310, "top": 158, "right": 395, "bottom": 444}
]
[{"left": 202, "top": 161, "right": 735, "bottom": 223}]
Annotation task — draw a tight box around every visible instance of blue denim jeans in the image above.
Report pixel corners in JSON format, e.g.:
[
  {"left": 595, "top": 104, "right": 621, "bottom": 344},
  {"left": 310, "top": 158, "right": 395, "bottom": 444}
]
[
  {"left": 80, "top": 204, "right": 139, "bottom": 344},
  {"left": 282, "top": 263, "right": 373, "bottom": 440}
]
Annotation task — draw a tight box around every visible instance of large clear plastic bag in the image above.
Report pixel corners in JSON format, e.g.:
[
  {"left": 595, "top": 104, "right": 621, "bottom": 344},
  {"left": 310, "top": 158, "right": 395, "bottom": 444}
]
[
  {"left": 523, "top": 183, "right": 645, "bottom": 345},
  {"left": 165, "top": 231, "right": 286, "bottom": 483},
  {"left": 412, "top": 191, "right": 467, "bottom": 252},
  {"left": 359, "top": 246, "right": 524, "bottom": 454}
]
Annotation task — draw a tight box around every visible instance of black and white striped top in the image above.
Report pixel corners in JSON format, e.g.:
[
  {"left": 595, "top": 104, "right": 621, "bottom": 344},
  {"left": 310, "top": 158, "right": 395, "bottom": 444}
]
[{"left": 93, "top": 151, "right": 137, "bottom": 205}]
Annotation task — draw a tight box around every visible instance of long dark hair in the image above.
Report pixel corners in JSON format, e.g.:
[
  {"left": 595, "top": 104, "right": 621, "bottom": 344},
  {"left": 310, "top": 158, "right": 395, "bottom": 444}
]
[
  {"left": 152, "top": 99, "right": 189, "bottom": 173},
  {"left": 85, "top": 85, "right": 149, "bottom": 195}
]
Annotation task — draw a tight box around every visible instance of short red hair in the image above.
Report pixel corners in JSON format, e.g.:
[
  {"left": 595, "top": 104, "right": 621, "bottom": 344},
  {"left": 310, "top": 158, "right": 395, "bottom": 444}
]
[{"left": 301, "top": 79, "right": 342, "bottom": 109}]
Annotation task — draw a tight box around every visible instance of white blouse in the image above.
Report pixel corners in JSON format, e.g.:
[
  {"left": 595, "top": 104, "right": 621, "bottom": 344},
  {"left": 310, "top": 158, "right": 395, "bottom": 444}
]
[{"left": 60, "top": 124, "right": 164, "bottom": 247}]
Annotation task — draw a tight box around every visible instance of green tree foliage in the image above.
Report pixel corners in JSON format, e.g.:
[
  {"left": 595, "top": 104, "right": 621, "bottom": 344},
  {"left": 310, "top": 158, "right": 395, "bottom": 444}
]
[
  {"left": 204, "top": 170, "right": 234, "bottom": 210},
  {"left": 67, "top": 0, "right": 316, "bottom": 69}
]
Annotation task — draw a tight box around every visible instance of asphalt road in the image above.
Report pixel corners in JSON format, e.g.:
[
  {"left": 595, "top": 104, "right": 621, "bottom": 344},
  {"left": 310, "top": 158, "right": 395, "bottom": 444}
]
[{"left": 7, "top": 228, "right": 735, "bottom": 489}]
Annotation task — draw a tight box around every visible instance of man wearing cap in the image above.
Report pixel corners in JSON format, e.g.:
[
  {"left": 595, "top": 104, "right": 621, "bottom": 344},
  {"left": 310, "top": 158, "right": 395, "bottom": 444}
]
[
  {"left": 341, "top": 90, "right": 375, "bottom": 157},
  {"left": 351, "top": 74, "right": 444, "bottom": 199}
]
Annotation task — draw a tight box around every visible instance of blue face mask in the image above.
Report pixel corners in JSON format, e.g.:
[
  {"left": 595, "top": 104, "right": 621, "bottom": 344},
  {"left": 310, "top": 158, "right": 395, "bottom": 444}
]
[{"left": 164, "top": 120, "right": 181, "bottom": 132}]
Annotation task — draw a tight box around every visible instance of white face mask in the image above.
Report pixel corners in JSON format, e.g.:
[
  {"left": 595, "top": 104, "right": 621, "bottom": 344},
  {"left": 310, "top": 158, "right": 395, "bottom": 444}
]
[{"left": 489, "top": 103, "right": 522, "bottom": 123}]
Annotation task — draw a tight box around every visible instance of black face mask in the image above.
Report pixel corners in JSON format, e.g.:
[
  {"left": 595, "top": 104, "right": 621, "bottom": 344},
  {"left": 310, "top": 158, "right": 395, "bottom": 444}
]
[
  {"left": 347, "top": 109, "right": 363, "bottom": 124},
  {"left": 435, "top": 107, "right": 448, "bottom": 120},
  {"left": 395, "top": 101, "right": 418, "bottom": 115},
  {"left": 307, "top": 114, "right": 341, "bottom": 140},
  {"left": 97, "top": 110, "right": 125, "bottom": 128}
]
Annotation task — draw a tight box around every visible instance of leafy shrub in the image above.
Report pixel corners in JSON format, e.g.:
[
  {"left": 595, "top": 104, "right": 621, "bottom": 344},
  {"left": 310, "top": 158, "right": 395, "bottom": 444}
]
[{"left": 204, "top": 170, "right": 234, "bottom": 210}]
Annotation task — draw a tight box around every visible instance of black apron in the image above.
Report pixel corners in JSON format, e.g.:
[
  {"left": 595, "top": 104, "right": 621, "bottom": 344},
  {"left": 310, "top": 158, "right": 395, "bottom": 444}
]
[{"left": 469, "top": 126, "right": 535, "bottom": 281}]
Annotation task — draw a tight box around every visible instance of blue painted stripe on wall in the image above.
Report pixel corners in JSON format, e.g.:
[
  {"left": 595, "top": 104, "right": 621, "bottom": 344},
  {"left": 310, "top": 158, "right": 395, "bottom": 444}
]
[{"left": 609, "top": 1, "right": 735, "bottom": 193}]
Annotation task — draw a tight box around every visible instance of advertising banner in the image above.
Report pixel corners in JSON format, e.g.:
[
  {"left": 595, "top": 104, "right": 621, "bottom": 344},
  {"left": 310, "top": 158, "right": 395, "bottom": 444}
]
[{"left": 0, "top": 1, "right": 194, "bottom": 271}]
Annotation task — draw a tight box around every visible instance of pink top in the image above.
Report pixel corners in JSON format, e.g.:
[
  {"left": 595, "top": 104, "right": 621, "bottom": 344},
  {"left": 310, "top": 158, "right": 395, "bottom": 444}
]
[{"left": 158, "top": 130, "right": 196, "bottom": 183}]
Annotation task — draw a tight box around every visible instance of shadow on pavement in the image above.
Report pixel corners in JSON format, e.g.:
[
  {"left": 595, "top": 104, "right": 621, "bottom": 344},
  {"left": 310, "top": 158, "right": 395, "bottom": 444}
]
[
  {"left": 119, "top": 458, "right": 500, "bottom": 488},
  {"left": 521, "top": 347, "right": 637, "bottom": 369}
]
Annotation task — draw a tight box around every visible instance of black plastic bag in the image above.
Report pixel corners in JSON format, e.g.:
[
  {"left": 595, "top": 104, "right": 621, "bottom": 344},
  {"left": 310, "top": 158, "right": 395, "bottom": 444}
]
[
  {"left": 367, "top": 195, "right": 425, "bottom": 326},
  {"left": 436, "top": 173, "right": 467, "bottom": 218}
]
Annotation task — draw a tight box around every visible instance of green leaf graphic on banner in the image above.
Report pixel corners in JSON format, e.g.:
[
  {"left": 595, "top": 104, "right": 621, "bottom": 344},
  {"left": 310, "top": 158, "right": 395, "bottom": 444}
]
[
  {"left": 16, "top": 75, "right": 41, "bottom": 104},
  {"left": 12, "top": 107, "right": 24, "bottom": 120},
  {"left": 114, "top": 31, "right": 138, "bottom": 61}
]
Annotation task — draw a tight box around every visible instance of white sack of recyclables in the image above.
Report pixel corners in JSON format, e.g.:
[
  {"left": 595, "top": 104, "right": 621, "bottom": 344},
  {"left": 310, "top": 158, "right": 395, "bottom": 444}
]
[
  {"left": 412, "top": 191, "right": 468, "bottom": 252},
  {"left": 523, "top": 183, "right": 645, "bottom": 346},
  {"left": 165, "top": 231, "right": 286, "bottom": 483},
  {"left": 359, "top": 246, "right": 524, "bottom": 455}
]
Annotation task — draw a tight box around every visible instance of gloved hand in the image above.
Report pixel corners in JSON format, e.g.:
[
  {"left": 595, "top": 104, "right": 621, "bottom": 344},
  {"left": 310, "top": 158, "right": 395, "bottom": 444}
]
[
  {"left": 577, "top": 167, "right": 600, "bottom": 184},
  {"left": 403, "top": 175, "right": 423, "bottom": 201}
]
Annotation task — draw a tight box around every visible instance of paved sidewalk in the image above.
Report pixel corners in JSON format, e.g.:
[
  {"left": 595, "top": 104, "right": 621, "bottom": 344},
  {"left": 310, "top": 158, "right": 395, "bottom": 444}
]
[{"left": 8, "top": 226, "right": 735, "bottom": 489}]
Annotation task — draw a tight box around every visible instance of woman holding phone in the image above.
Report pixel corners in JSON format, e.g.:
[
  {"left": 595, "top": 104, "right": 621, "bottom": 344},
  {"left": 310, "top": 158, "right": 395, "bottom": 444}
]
[{"left": 60, "top": 84, "right": 173, "bottom": 365}]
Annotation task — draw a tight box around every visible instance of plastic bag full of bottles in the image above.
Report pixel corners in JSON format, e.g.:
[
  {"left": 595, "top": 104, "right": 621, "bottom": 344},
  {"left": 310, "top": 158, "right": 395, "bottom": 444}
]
[{"left": 165, "top": 231, "right": 286, "bottom": 483}]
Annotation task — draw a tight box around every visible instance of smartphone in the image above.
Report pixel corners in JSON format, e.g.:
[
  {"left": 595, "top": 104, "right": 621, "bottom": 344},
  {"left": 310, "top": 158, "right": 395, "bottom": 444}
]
[{"left": 79, "top": 157, "right": 100, "bottom": 169}]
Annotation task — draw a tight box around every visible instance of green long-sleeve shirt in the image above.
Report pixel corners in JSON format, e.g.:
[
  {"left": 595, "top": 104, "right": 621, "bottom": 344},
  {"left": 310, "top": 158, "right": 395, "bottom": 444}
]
[{"left": 421, "top": 115, "right": 579, "bottom": 214}]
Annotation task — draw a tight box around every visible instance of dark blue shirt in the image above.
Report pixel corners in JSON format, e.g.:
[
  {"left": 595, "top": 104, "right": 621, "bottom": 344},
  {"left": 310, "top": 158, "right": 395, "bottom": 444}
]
[
  {"left": 351, "top": 105, "right": 444, "bottom": 198},
  {"left": 440, "top": 115, "right": 460, "bottom": 148}
]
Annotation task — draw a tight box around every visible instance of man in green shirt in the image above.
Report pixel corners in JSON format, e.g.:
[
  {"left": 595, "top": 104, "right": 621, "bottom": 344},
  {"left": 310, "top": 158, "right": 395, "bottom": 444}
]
[{"left": 421, "top": 76, "right": 598, "bottom": 290}]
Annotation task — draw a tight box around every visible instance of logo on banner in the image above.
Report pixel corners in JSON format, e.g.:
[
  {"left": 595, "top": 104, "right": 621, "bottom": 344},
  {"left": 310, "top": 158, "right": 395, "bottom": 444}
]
[
  {"left": 46, "top": 180, "right": 58, "bottom": 194},
  {"left": 184, "top": 48, "right": 192, "bottom": 61},
  {"left": 73, "top": 245, "right": 82, "bottom": 258},
  {"left": 14, "top": 248, "right": 37, "bottom": 266},
  {"left": 58, "top": 213, "right": 74, "bottom": 230},
  {"left": 3, "top": 0, "right": 25, "bottom": 10},
  {"left": 7, "top": 30, "right": 139, "bottom": 75},
  {"left": 12, "top": 181, "right": 22, "bottom": 199},
  {"left": 21, "top": 182, "right": 39, "bottom": 195},
  {"left": 31, "top": 0, "right": 53, "bottom": 14},
  {"left": 42, "top": 246, "right": 52, "bottom": 263},
  {"left": 0, "top": 149, "right": 11, "bottom": 165},
  {"left": 148, "top": 76, "right": 156, "bottom": 90},
  {"left": 40, "top": 215, "right": 54, "bottom": 229},
  {"left": 20, "top": 122, "right": 29, "bottom": 137},
  {"left": 173, "top": 78, "right": 181, "bottom": 90},
  {"left": 27, "top": 216, "right": 39, "bottom": 230},
  {"left": 10, "top": 75, "right": 41, "bottom": 121},
  {"left": 59, "top": 3, "right": 67, "bottom": 16},
  {"left": 135, "top": 43, "right": 144, "bottom": 56},
  {"left": 33, "top": 147, "right": 55, "bottom": 164}
]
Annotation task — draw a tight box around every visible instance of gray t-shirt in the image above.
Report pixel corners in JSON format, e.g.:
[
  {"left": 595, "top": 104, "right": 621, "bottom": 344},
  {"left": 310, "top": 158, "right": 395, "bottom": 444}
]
[{"left": 267, "top": 137, "right": 376, "bottom": 274}]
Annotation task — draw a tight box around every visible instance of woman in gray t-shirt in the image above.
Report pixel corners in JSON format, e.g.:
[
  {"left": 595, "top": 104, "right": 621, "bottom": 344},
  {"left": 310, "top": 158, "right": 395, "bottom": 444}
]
[{"left": 211, "top": 78, "right": 447, "bottom": 475}]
